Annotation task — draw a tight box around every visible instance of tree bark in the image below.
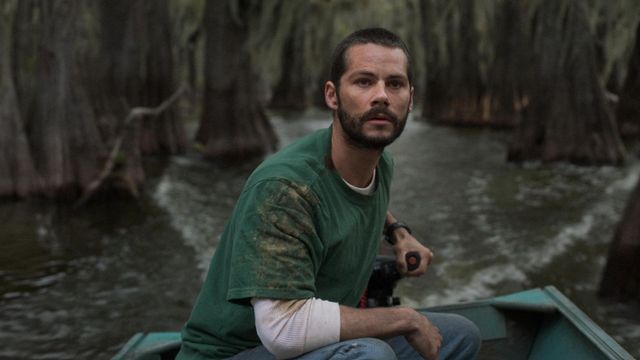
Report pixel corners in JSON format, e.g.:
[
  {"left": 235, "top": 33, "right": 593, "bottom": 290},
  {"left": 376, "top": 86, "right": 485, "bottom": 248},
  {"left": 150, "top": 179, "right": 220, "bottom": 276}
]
[
  {"left": 484, "top": 0, "right": 528, "bottom": 128},
  {"left": 0, "top": 0, "right": 41, "bottom": 198},
  {"left": 507, "top": 0, "right": 626, "bottom": 165},
  {"left": 599, "top": 176, "right": 640, "bottom": 300},
  {"left": 99, "top": 0, "right": 186, "bottom": 155},
  {"left": 600, "top": 22, "right": 640, "bottom": 301},
  {"left": 10, "top": 1, "right": 108, "bottom": 199},
  {"left": 269, "top": 28, "right": 308, "bottom": 111},
  {"left": 196, "top": 0, "right": 278, "bottom": 162},
  {"left": 421, "top": 0, "right": 487, "bottom": 126},
  {"left": 1, "top": 0, "right": 185, "bottom": 200},
  {"left": 616, "top": 22, "right": 640, "bottom": 138},
  {"left": 76, "top": 86, "right": 187, "bottom": 207}
]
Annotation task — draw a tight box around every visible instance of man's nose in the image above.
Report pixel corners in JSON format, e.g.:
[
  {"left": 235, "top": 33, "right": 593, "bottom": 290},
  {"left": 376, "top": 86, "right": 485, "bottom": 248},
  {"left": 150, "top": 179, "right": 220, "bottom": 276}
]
[{"left": 371, "top": 81, "right": 390, "bottom": 107}]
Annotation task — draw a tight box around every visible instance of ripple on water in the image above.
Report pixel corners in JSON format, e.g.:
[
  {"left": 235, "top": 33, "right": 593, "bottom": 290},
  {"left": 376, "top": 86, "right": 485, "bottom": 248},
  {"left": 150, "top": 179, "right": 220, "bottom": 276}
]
[
  {"left": 3, "top": 118, "right": 639, "bottom": 359},
  {"left": 153, "top": 158, "right": 246, "bottom": 270}
]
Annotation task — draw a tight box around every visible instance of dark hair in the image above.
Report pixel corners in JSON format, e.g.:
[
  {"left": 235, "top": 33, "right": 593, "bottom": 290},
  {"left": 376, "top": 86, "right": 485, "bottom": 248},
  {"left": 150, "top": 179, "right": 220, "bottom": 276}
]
[{"left": 329, "top": 27, "right": 413, "bottom": 89}]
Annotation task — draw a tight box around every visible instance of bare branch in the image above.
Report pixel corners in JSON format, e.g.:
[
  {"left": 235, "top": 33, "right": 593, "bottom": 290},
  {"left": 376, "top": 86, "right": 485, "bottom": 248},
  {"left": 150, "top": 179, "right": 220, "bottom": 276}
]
[{"left": 75, "top": 85, "right": 188, "bottom": 207}]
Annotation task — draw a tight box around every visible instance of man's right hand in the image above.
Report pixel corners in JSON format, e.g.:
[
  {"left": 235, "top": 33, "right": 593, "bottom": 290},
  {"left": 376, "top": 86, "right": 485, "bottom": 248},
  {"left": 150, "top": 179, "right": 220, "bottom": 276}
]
[
  {"left": 340, "top": 305, "right": 442, "bottom": 359},
  {"left": 404, "top": 308, "right": 442, "bottom": 360}
]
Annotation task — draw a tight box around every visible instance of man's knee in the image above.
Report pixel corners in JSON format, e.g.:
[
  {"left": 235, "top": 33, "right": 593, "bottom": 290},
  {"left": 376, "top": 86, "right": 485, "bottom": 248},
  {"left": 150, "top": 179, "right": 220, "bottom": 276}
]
[
  {"left": 333, "top": 338, "right": 397, "bottom": 360},
  {"left": 424, "top": 312, "right": 482, "bottom": 359},
  {"left": 447, "top": 314, "right": 482, "bottom": 358}
]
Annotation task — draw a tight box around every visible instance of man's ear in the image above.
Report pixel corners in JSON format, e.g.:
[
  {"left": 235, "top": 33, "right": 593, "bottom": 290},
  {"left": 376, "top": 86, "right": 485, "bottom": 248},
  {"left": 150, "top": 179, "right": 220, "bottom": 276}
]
[
  {"left": 324, "top": 81, "right": 338, "bottom": 111},
  {"left": 409, "top": 86, "right": 415, "bottom": 112}
]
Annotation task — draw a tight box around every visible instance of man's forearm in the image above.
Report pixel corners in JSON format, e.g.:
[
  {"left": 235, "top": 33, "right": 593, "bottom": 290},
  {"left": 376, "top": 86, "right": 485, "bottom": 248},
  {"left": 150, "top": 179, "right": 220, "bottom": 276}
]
[
  {"left": 339, "top": 305, "right": 441, "bottom": 359},
  {"left": 339, "top": 305, "right": 417, "bottom": 339}
]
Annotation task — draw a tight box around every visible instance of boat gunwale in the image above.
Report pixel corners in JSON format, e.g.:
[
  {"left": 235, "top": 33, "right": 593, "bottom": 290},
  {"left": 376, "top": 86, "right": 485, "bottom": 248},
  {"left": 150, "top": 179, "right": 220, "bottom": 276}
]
[{"left": 111, "top": 286, "right": 635, "bottom": 360}]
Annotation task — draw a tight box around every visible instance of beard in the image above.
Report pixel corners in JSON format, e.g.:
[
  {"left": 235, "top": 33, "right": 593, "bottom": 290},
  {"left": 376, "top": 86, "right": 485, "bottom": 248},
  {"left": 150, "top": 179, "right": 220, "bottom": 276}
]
[{"left": 337, "top": 102, "right": 409, "bottom": 150}]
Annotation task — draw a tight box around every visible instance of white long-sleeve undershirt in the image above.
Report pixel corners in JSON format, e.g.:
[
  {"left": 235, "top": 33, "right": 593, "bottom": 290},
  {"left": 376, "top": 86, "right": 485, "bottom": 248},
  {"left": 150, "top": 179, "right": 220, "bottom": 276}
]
[{"left": 251, "top": 297, "right": 341, "bottom": 359}]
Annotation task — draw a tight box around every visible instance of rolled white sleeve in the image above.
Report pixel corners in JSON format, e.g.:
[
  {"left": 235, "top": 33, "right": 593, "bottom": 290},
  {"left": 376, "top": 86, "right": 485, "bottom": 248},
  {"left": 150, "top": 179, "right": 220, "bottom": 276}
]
[{"left": 251, "top": 297, "right": 341, "bottom": 359}]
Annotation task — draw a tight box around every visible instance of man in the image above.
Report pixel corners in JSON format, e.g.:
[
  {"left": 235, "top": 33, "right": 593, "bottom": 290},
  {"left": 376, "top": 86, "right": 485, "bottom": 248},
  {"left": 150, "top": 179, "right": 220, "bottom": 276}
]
[{"left": 177, "top": 28, "right": 481, "bottom": 360}]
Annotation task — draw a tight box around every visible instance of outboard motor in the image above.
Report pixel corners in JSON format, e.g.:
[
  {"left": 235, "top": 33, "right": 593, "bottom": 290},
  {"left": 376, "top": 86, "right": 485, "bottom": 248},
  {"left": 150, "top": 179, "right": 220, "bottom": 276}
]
[{"left": 361, "top": 252, "right": 420, "bottom": 308}]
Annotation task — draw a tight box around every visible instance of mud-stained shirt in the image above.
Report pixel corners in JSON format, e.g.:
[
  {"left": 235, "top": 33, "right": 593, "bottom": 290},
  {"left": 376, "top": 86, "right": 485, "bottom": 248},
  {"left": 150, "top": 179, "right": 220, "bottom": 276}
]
[{"left": 178, "top": 127, "right": 393, "bottom": 360}]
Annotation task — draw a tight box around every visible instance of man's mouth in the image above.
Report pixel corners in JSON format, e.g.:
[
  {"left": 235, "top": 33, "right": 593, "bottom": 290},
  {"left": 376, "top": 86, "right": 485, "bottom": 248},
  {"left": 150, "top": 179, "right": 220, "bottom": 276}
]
[
  {"left": 363, "top": 108, "right": 397, "bottom": 123},
  {"left": 367, "top": 113, "right": 392, "bottom": 122}
]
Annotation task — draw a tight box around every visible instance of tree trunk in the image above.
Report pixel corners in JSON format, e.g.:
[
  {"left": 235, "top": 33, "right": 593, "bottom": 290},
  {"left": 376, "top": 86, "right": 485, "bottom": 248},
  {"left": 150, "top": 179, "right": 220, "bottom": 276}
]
[
  {"left": 484, "top": 0, "right": 527, "bottom": 128},
  {"left": 99, "top": 0, "right": 186, "bottom": 155},
  {"left": 601, "top": 22, "right": 640, "bottom": 300},
  {"left": 1, "top": 0, "right": 184, "bottom": 200},
  {"left": 507, "top": 0, "right": 626, "bottom": 165},
  {"left": 269, "top": 28, "right": 308, "bottom": 111},
  {"left": 0, "top": 0, "right": 41, "bottom": 198},
  {"left": 421, "top": 0, "right": 487, "bottom": 126},
  {"left": 616, "top": 22, "right": 640, "bottom": 138},
  {"left": 11, "top": 1, "right": 107, "bottom": 199},
  {"left": 196, "top": 0, "right": 278, "bottom": 162},
  {"left": 599, "top": 176, "right": 640, "bottom": 300}
]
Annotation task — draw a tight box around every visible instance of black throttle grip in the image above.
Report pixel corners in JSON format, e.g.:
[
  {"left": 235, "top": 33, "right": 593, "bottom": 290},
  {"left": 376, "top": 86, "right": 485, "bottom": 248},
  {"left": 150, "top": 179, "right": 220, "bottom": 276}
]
[{"left": 406, "top": 251, "right": 421, "bottom": 271}]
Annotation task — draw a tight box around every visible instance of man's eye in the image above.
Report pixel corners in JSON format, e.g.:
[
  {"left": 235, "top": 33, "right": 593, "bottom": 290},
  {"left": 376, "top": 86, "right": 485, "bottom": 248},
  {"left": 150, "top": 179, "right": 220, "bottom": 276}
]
[
  {"left": 356, "top": 78, "right": 372, "bottom": 86},
  {"left": 388, "top": 80, "right": 405, "bottom": 89}
]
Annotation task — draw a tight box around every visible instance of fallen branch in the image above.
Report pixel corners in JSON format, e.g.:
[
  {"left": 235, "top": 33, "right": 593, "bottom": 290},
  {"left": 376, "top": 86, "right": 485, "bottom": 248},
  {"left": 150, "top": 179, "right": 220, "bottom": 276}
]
[{"left": 75, "top": 85, "right": 188, "bottom": 207}]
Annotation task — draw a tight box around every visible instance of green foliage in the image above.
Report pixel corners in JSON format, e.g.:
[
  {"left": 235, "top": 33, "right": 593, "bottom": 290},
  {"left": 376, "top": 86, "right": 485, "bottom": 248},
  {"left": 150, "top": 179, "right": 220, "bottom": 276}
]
[
  {"left": 170, "top": 0, "right": 205, "bottom": 43},
  {"left": 169, "top": 0, "right": 205, "bottom": 85},
  {"left": 114, "top": 152, "right": 126, "bottom": 166},
  {"left": 585, "top": 0, "right": 640, "bottom": 90}
]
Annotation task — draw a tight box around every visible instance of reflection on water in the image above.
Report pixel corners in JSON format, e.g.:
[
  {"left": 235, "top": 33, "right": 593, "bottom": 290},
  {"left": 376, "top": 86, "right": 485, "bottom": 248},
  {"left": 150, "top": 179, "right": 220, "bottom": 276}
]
[
  {"left": 0, "top": 199, "right": 203, "bottom": 359},
  {"left": 1, "top": 112, "right": 639, "bottom": 359}
]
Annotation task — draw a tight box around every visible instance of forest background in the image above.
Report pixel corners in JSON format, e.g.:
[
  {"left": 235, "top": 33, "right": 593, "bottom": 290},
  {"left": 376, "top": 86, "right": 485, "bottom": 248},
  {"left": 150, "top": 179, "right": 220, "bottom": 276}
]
[{"left": 1, "top": 0, "right": 640, "bottom": 357}]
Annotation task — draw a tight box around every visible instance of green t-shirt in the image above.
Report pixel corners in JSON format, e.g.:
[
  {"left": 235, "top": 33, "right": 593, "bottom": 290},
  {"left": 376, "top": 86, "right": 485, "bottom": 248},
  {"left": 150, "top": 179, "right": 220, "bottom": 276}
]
[{"left": 178, "top": 127, "right": 393, "bottom": 359}]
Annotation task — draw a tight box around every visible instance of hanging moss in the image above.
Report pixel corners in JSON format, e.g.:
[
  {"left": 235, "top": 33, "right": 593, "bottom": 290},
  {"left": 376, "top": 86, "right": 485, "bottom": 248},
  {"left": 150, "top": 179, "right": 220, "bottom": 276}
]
[{"left": 244, "top": 0, "right": 425, "bottom": 108}]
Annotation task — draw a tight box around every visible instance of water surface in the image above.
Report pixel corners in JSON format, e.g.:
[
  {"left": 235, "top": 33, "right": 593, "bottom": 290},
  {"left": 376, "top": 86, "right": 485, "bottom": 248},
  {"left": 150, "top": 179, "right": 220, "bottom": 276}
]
[{"left": 1, "top": 112, "right": 638, "bottom": 359}]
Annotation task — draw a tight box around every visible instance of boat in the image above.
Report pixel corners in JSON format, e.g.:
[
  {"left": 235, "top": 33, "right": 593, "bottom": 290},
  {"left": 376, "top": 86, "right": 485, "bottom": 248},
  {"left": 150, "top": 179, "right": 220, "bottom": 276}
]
[{"left": 111, "top": 286, "right": 634, "bottom": 360}]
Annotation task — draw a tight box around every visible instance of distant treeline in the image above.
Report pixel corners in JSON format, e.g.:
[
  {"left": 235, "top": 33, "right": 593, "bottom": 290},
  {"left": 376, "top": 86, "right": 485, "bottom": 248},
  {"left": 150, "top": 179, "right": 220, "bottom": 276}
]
[{"left": 0, "top": 0, "right": 639, "bottom": 201}]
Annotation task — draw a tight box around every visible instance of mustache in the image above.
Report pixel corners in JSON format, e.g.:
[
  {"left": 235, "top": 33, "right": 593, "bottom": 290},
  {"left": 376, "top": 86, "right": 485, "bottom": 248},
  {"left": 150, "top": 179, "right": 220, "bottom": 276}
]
[{"left": 361, "top": 107, "right": 399, "bottom": 122}]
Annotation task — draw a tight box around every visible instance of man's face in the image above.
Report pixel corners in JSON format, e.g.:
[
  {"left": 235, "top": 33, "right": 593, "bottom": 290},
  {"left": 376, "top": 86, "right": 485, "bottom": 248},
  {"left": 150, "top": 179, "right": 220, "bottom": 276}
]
[{"left": 326, "top": 43, "right": 414, "bottom": 149}]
